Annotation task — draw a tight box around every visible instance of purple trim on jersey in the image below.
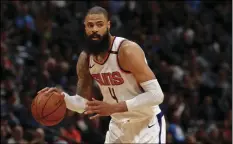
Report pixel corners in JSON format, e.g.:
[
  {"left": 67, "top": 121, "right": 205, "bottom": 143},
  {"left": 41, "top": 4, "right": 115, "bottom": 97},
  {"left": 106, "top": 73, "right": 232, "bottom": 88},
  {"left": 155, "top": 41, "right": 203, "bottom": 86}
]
[
  {"left": 138, "top": 84, "right": 145, "bottom": 93},
  {"left": 156, "top": 111, "right": 163, "bottom": 144}
]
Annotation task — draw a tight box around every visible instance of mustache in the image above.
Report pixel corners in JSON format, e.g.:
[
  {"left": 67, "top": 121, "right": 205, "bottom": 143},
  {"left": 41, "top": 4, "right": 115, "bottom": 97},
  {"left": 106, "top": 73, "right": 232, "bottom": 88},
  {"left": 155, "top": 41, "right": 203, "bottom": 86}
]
[{"left": 89, "top": 33, "right": 101, "bottom": 39}]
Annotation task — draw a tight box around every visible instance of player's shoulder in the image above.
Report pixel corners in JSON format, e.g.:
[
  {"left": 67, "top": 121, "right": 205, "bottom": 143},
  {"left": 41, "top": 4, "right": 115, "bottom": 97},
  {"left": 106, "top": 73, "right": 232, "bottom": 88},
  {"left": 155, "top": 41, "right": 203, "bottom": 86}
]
[
  {"left": 119, "top": 39, "right": 144, "bottom": 57},
  {"left": 80, "top": 50, "right": 89, "bottom": 58},
  {"left": 115, "top": 36, "right": 140, "bottom": 48},
  {"left": 77, "top": 51, "right": 89, "bottom": 68},
  {"left": 78, "top": 51, "right": 90, "bottom": 63}
]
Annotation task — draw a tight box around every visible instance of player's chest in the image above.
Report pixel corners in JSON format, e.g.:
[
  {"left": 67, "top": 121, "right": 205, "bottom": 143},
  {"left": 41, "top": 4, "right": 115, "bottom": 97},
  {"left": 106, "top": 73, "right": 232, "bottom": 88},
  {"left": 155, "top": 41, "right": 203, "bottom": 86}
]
[{"left": 89, "top": 65, "right": 125, "bottom": 86}]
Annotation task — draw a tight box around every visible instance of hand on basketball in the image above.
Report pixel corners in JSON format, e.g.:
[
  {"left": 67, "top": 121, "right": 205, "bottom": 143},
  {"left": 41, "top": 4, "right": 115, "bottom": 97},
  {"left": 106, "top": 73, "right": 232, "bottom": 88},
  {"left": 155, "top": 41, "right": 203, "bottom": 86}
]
[
  {"left": 85, "top": 98, "right": 115, "bottom": 120},
  {"left": 37, "top": 87, "right": 64, "bottom": 98}
]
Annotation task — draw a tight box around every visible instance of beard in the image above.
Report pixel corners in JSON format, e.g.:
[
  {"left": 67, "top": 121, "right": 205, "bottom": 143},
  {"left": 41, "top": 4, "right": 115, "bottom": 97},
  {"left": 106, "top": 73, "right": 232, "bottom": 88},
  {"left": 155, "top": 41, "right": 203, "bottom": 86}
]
[{"left": 84, "top": 28, "right": 110, "bottom": 56}]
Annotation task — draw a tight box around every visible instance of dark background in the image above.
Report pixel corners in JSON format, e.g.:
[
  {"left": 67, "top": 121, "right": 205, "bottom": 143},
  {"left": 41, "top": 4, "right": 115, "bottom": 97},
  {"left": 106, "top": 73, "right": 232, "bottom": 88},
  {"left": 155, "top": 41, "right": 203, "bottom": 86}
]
[{"left": 1, "top": 1, "right": 232, "bottom": 144}]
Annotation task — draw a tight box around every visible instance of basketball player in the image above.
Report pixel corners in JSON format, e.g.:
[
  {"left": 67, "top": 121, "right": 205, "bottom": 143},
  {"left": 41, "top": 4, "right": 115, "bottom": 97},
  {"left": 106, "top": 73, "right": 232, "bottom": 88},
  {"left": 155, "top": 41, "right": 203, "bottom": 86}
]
[{"left": 38, "top": 6, "right": 166, "bottom": 143}]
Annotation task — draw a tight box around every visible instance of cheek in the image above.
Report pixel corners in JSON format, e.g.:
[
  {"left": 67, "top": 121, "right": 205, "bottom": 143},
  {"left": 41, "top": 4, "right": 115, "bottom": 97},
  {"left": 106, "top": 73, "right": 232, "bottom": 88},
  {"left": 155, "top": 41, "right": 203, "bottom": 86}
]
[
  {"left": 99, "top": 28, "right": 108, "bottom": 35},
  {"left": 85, "top": 28, "right": 91, "bottom": 34}
]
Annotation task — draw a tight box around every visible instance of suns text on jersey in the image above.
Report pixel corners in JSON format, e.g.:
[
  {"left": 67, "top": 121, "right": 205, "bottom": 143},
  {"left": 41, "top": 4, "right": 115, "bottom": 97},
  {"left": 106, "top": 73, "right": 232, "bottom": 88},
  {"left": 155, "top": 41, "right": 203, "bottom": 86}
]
[{"left": 91, "top": 71, "right": 124, "bottom": 86}]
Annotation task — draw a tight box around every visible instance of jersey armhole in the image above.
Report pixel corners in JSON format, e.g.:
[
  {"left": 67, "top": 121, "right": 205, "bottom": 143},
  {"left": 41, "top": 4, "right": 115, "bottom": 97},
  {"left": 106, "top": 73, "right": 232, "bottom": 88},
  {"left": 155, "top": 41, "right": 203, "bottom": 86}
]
[
  {"left": 87, "top": 54, "right": 90, "bottom": 67},
  {"left": 117, "top": 40, "right": 131, "bottom": 74}
]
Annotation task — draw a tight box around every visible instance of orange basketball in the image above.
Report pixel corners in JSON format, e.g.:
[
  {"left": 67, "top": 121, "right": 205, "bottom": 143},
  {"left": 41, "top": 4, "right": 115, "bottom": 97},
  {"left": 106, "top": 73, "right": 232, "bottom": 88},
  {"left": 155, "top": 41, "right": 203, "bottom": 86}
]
[{"left": 31, "top": 91, "right": 66, "bottom": 126}]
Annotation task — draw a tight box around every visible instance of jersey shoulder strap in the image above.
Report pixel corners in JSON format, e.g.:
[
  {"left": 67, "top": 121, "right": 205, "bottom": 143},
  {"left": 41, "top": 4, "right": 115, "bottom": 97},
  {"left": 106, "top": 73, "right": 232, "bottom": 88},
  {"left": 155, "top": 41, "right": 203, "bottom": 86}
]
[{"left": 109, "top": 37, "right": 127, "bottom": 54}]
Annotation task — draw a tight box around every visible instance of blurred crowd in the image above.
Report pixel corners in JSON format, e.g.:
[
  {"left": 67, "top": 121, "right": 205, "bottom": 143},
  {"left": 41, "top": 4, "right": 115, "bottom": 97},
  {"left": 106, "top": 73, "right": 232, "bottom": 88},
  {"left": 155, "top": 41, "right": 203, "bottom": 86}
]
[{"left": 1, "top": 1, "right": 232, "bottom": 144}]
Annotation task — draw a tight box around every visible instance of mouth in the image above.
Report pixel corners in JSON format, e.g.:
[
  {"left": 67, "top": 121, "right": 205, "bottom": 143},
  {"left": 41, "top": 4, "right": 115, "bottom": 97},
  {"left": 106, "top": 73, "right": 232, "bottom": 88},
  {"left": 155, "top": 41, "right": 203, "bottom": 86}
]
[
  {"left": 90, "top": 34, "right": 101, "bottom": 40},
  {"left": 91, "top": 37, "right": 100, "bottom": 40}
]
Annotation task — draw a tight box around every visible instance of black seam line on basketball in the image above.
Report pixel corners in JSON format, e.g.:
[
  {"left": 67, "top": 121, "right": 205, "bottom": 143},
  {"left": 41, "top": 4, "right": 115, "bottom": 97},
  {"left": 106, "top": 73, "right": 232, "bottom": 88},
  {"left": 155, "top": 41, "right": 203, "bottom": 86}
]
[
  {"left": 40, "top": 93, "right": 54, "bottom": 119},
  {"left": 34, "top": 95, "right": 39, "bottom": 119},
  {"left": 31, "top": 100, "right": 36, "bottom": 117},
  {"left": 41, "top": 98, "right": 65, "bottom": 119},
  {"left": 35, "top": 94, "right": 40, "bottom": 120},
  {"left": 40, "top": 93, "right": 54, "bottom": 118},
  {"left": 43, "top": 115, "right": 64, "bottom": 121},
  {"left": 32, "top": 100, "right": 39, "bottom": 119},
  {"left": 43, "top": 101, "right": 66, "bottom": 121}
]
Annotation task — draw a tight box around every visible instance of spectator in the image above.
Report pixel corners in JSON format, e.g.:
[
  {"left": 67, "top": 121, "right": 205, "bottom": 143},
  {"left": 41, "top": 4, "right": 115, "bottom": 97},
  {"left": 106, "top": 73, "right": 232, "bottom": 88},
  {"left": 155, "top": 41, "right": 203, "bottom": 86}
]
[
  {"left": 7, "top": 125, "right": 27, "bottom": 144},
  {"left": 1, "top": 116, "right": 12, "bottom": 143},
  {"left": 30, "top": 128, "right": 48, "bottom": 144},
  {"left": 168, "top": 115, "right": 185, "bottom": 143},
  {"left": 198, "top": 96, "right": 216, "bottom": 124},
  {"left": 15, "top": 3, "right": 35, "bottom": 31}
]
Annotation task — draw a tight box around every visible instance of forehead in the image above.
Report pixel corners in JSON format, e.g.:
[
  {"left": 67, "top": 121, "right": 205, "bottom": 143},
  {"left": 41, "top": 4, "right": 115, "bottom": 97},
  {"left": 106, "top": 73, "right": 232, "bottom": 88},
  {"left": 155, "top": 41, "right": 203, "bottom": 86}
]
[{"left": 85, "top": 14, "right": 107, "bottom": 23}]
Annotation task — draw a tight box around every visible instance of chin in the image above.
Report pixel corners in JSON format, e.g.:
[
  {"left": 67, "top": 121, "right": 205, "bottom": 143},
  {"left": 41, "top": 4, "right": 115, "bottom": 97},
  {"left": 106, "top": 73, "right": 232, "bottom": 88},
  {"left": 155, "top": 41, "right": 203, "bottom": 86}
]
[{"left": 85, "top": 30, "right": 110, "bottom": 55}]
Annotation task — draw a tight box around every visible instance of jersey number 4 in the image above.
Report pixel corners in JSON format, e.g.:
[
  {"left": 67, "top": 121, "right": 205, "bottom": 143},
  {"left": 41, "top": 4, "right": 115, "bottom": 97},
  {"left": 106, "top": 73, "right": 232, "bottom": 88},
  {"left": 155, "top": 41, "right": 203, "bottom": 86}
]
[{"left": 108, "top": 87, "right": 118, "bottom": 103}]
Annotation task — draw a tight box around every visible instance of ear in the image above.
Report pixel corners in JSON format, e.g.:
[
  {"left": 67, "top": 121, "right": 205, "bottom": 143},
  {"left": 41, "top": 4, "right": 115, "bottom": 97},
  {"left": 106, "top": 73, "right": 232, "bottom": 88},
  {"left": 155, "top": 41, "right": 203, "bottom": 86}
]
[
  {"left": 83, "top": 22, "right": 87, "bottom": 30},
  {"left": 107, "top": 21, "right": 110, "bottom": 29}
]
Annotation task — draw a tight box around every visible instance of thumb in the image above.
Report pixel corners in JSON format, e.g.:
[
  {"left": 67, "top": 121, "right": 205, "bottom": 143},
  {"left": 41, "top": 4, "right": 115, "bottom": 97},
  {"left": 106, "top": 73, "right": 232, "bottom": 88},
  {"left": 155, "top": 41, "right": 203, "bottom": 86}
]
[
  {"left": 90, "top": 114, "right": 100, "bottom": 120},
  {"left": 60, "top": 92, "right": 66, "bottom": 99}
]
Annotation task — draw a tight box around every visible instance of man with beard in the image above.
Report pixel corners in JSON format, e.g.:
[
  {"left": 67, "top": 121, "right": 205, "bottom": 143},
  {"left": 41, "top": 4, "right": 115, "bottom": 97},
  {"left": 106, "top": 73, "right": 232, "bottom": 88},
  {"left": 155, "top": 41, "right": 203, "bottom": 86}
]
[{"left": 38, "top": 6, "right": 166, "bottom": 143}]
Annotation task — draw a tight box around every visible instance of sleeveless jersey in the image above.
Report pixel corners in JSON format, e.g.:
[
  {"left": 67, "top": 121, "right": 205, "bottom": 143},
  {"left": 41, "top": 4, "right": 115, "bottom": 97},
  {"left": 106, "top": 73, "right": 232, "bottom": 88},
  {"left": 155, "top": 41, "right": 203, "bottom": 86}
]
[{"left": 89, "top": 36, "right": 161, "bottom": 122}]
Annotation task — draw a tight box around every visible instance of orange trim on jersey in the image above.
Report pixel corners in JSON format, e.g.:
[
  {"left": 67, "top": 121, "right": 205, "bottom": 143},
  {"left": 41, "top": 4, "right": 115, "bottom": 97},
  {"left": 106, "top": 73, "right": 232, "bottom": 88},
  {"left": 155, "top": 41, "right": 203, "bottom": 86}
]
[
  {"left": 117, "top": 40, "right": 131, "bottom": 74},
  {"left": 93, "top": 36, "right": 116, "bottom": 65}
]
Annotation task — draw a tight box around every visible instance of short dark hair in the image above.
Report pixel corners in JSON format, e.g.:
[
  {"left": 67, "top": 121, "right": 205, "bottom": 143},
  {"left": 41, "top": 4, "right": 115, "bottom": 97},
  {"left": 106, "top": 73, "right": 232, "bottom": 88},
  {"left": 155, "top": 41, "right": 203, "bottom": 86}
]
[{"left": 86, "top": 6, "right": 109, "bottom": 20}]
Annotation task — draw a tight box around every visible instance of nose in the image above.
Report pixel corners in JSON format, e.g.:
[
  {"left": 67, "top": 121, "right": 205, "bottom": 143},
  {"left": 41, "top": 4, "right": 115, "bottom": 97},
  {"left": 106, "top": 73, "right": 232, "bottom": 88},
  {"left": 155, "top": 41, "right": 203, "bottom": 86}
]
[{"left": 92, "top": 25, "right": 98, "bottom": 33}]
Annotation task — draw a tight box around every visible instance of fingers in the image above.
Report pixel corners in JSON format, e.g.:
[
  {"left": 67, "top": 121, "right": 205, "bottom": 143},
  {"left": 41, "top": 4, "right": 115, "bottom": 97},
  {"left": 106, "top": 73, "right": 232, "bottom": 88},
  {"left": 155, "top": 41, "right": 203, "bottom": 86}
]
[
  {"left": 86, "top": 105, "right": 100, "bottom": 111},
  {"left": 45, "top": 87, "right": 57, "bottom": 94},
  {"left": 37, "top": 87, "right": 49, "bottom": 94},
  {"left": 86, "top": 98, "right": 101, "bottom": 106},
  {"left": 84, "top": 110, "right": 100, "bottom": 115},
  {"left": 37, "top": 87, "right": 63, "bottom": 95},
  {"left": 90, "top": 114, "right": 100, "bottom": 120},
  {"left": 85, "top": 98, "right": 104, "bottom": 117},
  {"left": 45, "top": 87, "right": 62, "bottom": 94}
]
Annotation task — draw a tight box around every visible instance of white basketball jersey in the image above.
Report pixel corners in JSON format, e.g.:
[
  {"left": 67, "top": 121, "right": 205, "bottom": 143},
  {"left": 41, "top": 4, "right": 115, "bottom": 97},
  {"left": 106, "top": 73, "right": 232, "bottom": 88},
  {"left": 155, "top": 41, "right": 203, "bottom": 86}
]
[{"left": 89, "top": 36, "right": 161, "bottom": 122}]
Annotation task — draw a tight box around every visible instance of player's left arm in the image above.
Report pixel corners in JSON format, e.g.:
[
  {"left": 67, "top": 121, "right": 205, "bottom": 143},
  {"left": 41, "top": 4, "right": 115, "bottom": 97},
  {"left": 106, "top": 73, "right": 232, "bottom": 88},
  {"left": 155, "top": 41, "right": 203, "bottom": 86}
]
[
  {"left": 112, "top": 41, "right": 164, "bottom": 112},
  {"left": 119, "top": 41, "right": 156, "bottom": 83}
]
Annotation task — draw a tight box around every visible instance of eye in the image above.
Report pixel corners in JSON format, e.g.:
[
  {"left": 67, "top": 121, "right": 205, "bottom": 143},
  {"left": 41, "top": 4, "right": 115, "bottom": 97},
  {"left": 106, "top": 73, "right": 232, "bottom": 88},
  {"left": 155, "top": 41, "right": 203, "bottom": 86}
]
[
  {"left": 87, "top": 23, "right": 94, "bottom": 28},
  {"left": 96, "top": 23, "right": 104, "bottom": 28}
]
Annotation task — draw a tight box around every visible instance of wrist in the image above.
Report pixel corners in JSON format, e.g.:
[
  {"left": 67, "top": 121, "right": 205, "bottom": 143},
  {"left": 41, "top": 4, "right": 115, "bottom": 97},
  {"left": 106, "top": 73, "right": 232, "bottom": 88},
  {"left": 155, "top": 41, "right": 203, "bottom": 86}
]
[
  {"left": 111, "top": 101, "right": 128, "bottom": 114},
  {"left": 62, "top": 92, "right": 69, "bottom": 99}
]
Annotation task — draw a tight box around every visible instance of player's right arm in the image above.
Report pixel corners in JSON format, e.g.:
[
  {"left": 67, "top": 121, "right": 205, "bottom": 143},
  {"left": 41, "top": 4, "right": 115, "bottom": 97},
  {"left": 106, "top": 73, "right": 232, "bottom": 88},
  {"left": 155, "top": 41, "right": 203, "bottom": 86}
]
[
  {"left": 38, "top": 51, "right": 93, "bottom": 113},
  {"left": 62, "top": 51, "right": 93, "bottom": 113},
  {"left": 76, "top": 51, "right": 93, "bottom": 100}
]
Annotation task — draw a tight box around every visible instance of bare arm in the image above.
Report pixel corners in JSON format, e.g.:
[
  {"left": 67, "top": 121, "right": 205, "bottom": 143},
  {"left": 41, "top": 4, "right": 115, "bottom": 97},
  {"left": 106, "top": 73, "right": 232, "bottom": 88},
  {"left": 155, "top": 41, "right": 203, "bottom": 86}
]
[
  {"left": 76, "top": 51, "right": 93, "bottom": 100},
  {"left": 59, "top": 51, "right": 93, "bottom": 113},
  {"left": 118, "top": 41, "right": 155, "bottom": 83},
  {"left": 113, "top": 41, "right": 163, "bottom": 112}
]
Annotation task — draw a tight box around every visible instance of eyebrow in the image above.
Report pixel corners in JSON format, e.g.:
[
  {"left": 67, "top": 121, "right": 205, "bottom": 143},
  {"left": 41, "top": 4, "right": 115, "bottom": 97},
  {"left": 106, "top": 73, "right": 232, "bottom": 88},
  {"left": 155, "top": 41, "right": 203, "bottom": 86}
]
[
  {"left": 96, "top": 21, "right": 104, "bottom": 23},
  {"left": 86, "top": 20, "right": 104, "bottom": 24}
]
